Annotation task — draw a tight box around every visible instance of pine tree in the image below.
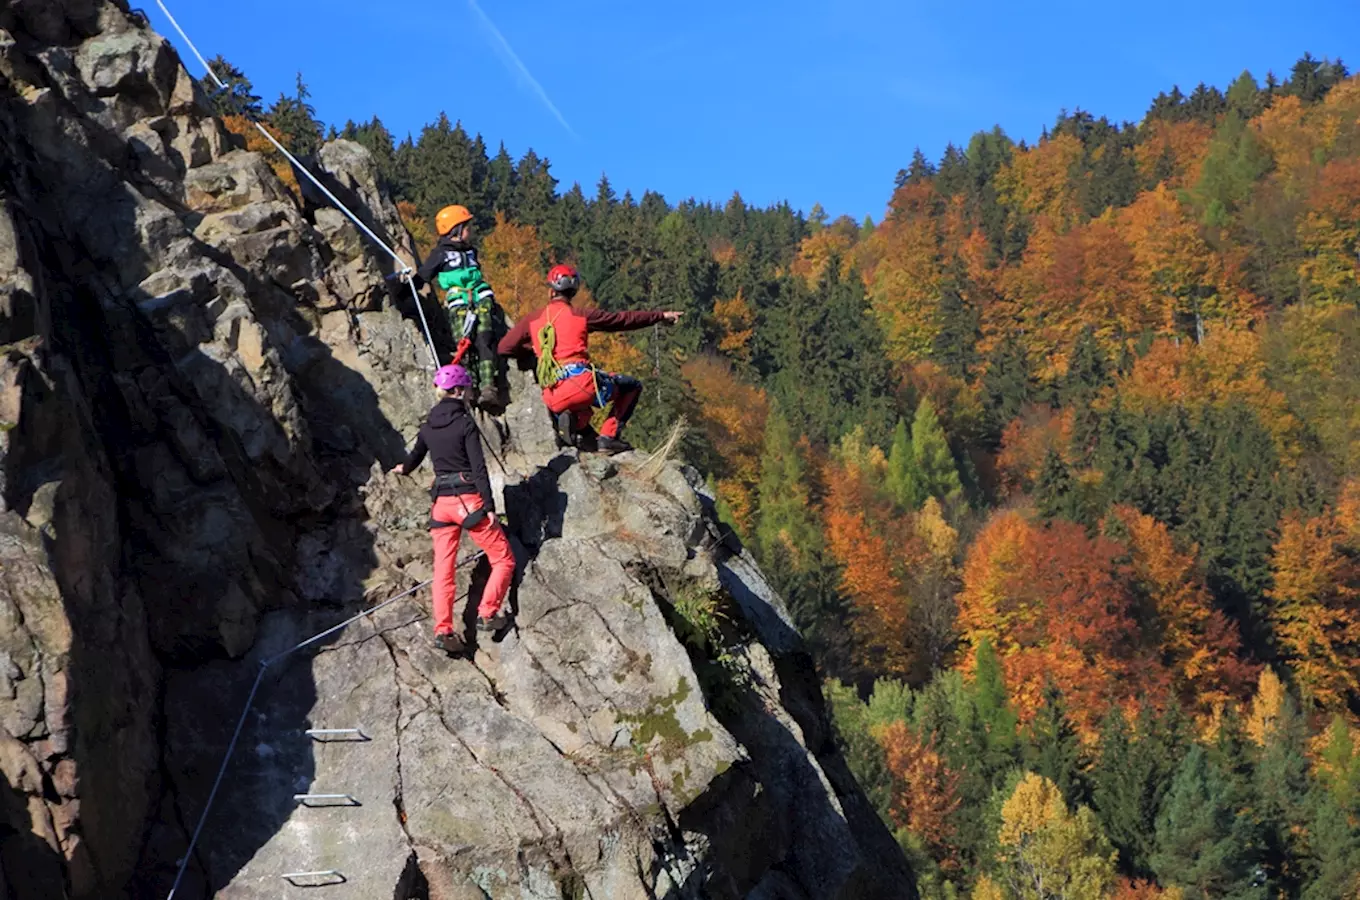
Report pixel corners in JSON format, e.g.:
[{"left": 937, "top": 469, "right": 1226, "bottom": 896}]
[
  {"left": 1151, "top": 745, "right": 1259, "bottom": 899},
  {"left": 266, "top": 73, "right": 324, "bottom": 157},
  {"left": 905, "top": 396, "right": 962, "bottom": 509},
  {"left": 1252, "top": 681, "right": 1312, "bottom": 897},
  {"left": 1091, "top": 705, "right": 1188, "bottom": 880},
  {"left": 486, "top": 143, "right": 518, "bottom": 218},
  {"left": 1023, "top": 683, "right": 1087, "bottom": 808},
  {"left": 932, "top": 283, "right": 980, "bottom": 379},
  {"left": 1035, "top": 449, "right": 1083, "bottom": 524},
  {"left": 900, "top": 147, "right": 937, "bottom": 187},
  {"left": 202, "top": 55, "right": 261, "bottom": 118},
  {"left": 1304, "top": 790, "right": 1360, "bottom": 899},
  {"left": 761, "top": 266, "right": 894, "bottom": 447},
  {"left": 513, "top": 149, "right": 557, "bottom": 228},
  {"left": 982, "top": 334, "right": 1036, "bottom": 442},
  {"left": 755, "top": 405, "right": 850, "bottom": 671},
  {"left": 1226, "top": 70, "right": 1263, "bottom": 118}
]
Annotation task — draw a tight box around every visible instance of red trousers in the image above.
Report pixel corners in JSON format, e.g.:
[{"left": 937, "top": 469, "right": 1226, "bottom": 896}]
[
  {"left": 430, "top": 494, "right": 514, "bottom": 633},
  {"left": 542, "top": 370, "right": 642, "bottom": 439}
]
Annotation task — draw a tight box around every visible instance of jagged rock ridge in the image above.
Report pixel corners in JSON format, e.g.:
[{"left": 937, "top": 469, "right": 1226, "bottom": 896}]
[{"left": 0, "top": 1, "right": 915, "bottom": 897}]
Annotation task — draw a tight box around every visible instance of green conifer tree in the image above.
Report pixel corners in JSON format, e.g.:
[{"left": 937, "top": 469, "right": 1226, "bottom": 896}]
[
  {"left": 905, "top": 396, "right": 962, "bottom": 509},
  {"left": 202, "top": 55, "right": 261, "bottom": 118},
  {"left": 1151, "top": 745, "right": 1260, "bottom": 899},
  {"left": 885, "top": 417, "right": 917, "bottom": 511},
  {"left": 1023, "top": 683, "right": 1087, "bottom": 808},
  {"left": 1091, "top": 705, "right": 1188, "bottom": 879}
]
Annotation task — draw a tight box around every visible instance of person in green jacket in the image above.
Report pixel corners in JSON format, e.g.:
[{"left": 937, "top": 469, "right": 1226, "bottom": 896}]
[{"left": 407, "top": 204, "right": 502, "bottom": 410}]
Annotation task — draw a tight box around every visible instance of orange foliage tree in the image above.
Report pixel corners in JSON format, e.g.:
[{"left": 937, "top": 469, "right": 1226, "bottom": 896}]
[
  {"left": 682, "top": 356, "right": 768, "bottom": 535},
  {"left": 957, "top": 510, "right": 1158, "bottom": 738},
  {"left": 1109, "top": 506, "right": 1258, "bottom": 713},
  {"left": 222, "top": 114, "right": 300, "bottom": 197},
  {"left": 823, "top": 446, "right": 922, "bottom": 679},
  {"left": 875, "top": 720, "right": 962, "bottom": 866}
]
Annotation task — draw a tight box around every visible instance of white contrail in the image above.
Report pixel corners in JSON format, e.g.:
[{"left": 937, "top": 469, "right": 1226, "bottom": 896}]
[{"left": 467, "top": 0, "right": 578, "bottom": 138}]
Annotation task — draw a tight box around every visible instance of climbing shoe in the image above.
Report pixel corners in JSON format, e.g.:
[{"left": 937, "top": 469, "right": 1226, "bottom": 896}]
[
  {"left": 433, "top": 632, "right": 466, "bottom": 655},
  {"left": 477, "top": 612, "right": 510, "bottom": 634},
  {"left": 595, "top": 435, "right": 633, "bottom": 455}
]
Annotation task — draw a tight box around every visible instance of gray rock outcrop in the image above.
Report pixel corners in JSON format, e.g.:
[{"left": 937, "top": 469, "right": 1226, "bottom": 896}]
[{"left": 0, "top": 2, "right": 915, "bottom": 898}]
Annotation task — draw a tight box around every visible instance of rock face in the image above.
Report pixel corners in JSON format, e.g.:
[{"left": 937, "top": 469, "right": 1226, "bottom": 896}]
[{"left": 0, "top": 2, "right": 915, "bottom": 898}]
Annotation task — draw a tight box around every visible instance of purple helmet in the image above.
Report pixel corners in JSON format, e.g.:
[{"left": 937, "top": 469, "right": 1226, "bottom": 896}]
[{"left": 433, "top": 364, "right": 473, "bottom": 391}]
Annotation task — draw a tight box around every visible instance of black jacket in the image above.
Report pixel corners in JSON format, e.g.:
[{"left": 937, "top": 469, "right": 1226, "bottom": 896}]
[
  {"left": 414, "top": 235, "right": 480, "bottom": 290},
  {"left": 403, "top": 398, "right": 495, "bottom": 512}
]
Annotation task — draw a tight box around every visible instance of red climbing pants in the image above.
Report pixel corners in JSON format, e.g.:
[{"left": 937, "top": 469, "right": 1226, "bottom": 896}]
[
  {"left": 542, "top": 370, "right": 642, "bottom": 439},
  {"left": 430, "top": 494, "right": 515, "bottom": 633}
]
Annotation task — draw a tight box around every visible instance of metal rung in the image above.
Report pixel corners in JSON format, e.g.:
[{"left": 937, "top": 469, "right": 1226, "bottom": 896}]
[
  {"left": 282, "top": 870, "right": 346, "bottom": 887},
  {"left": 293, "top": 793, "right": 359, "bottom": 807},
  {"left": 305, "top": 728, "right": 369, "bottom": 742}
]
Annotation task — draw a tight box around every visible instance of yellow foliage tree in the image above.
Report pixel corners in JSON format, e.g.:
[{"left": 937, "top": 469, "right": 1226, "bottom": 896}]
[
  {"left": 996, "top": 773, "right": 1118, "bottom": 900},
  {"left": 712, "top": 290, "right": 755, "bottom": 363},
  {"left": 1245, "top": 668, "right": 1288, "bottom": 747},
  {"left": 479, "top": 212, "right": 546, "bottom": 321},
  {"left": 1266, "top": 493, "right": 1360, "bottom": 712}
]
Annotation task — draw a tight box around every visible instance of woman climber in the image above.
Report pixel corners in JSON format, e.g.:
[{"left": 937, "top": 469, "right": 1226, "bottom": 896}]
[
  {"left": 404, "top": 204, "right": 504, "bottom": 412},
  {"left": 498, "top": 264, "right": 683, "bottom": 453},
  {"left": 392, "top": 364, "right": 516, "bottom": 654}
]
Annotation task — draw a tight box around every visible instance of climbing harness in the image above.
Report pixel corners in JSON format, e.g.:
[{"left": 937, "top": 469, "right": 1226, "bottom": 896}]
[
  {"left": 162, "top": 552, "right": 486, "bottom": 900},
  {"left": 153, "top": 0, "right": 441, "bottom": 371}
]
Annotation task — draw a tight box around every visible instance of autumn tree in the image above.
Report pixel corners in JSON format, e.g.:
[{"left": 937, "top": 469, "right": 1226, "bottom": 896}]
[
  {"left": 994, "top": 773, "right": 1118, "bottom": 900},
  {"left": 958, "top": 511, "right": 1152, "bottom": 738},
  {"left": 1266, "top": 494, "right": 1360, "bottom": 713},
  {"left": 877, "top": 720, "right": 963, "bottom": 865}
]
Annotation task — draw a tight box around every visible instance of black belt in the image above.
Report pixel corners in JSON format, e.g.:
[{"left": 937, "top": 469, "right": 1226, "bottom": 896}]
[{"left": 430, "top": 471, "right": 477, "bottom": 500}]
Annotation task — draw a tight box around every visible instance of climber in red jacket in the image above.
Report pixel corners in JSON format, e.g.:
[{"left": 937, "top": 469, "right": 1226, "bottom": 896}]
[
  {"left": 497, "top": 264, "right": 683, "bottom": 453},
  {"left": 392, "top": 364, "right": 515, "bottom": 654}
]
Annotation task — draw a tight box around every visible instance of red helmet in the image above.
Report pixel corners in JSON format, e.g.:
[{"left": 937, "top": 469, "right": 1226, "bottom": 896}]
[{"left": 546, "top": 263, "right": 580, "bottom": 295}]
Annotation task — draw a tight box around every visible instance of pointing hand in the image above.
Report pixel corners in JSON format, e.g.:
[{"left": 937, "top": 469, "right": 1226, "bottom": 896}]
[{"left": 662, "top": 311, "right": 684, "bottom": 324}]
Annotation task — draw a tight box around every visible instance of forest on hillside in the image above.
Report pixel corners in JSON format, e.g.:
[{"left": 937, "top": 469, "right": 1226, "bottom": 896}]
[{"left": 203, "top": 54, "right": 1360, "bottom": 899}]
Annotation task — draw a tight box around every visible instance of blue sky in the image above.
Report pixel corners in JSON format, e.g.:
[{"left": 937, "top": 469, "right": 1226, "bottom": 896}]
[{"left": 154, "top": 0, "right": 1358, "bottom": 221}]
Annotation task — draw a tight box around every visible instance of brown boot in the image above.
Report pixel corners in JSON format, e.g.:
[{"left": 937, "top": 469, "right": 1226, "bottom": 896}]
[{"left": 477, "top": 385, "right": 501, "bottom": 408}]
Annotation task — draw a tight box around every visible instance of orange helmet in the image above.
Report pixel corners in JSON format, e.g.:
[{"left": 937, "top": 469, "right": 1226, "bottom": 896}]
[{"left": 435, "top": 205, "right": 474, "bottom": 236}]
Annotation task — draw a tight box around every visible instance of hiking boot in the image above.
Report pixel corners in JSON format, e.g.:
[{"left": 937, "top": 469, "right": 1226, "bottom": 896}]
[
  {"left": 574, "top": 426, "right": 599, "bottom": 453},
  {"left": 553, "top": 411, "right": 576, "bottom": 449},
  {"left": 595, "top": 435, "right": 633, "bottom": 454},
  {"left": 433, "top": 632, "right": 466, "bottom": 655},
  {"left": 476, "top": 612, "right": 510, "bottom": 634},
  {"left": 476, "top": 385, "right": 501, "bottom": 410}
]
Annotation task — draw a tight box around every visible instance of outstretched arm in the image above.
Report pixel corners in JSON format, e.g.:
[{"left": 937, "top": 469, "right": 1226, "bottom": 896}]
[
  {"left": 497, "top": 316, "right": 533, "bottom": 357},
  {"left": 584, "top": 309, "right": 683, "bottom": 333}
]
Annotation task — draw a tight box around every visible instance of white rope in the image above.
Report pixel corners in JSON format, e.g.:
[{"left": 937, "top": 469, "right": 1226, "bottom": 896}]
[
  {"left": 153, "top": 0, "right": 441, "bottom": 370},
  {"left": 164, "top": 551, "right": 485, "bottom": 899}
]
